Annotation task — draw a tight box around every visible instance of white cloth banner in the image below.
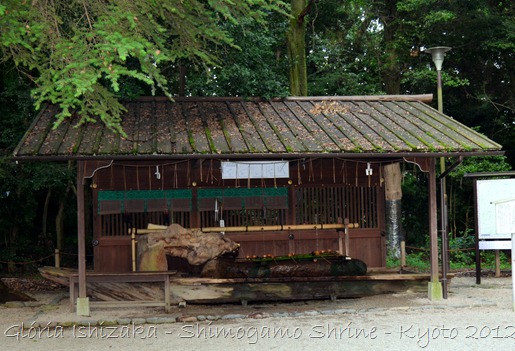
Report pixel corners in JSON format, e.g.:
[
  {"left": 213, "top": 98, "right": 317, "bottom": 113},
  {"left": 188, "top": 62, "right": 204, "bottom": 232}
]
[{"left": 221, "top": 161, "right": 289, "bottom": 179}]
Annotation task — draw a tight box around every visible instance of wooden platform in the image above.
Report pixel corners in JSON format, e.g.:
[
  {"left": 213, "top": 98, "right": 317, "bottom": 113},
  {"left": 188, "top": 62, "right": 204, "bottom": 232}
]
[
  {"left": 39, "top": 267, "right": 450, "bottom": 310},
  {"left": 40, "top": 267, "right": 177, "bottom": 312}
]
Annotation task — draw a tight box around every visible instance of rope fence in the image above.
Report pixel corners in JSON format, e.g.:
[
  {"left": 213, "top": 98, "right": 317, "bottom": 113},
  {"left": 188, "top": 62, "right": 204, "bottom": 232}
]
[
  {"left": 404, "top": 245, "right": 476, "bottom": 253},
  {"left": 0, "top": 249, "right": 92, "bottom": 267},
  {"left": 0, "top": 253, "right": 55, "bottom": 265}
]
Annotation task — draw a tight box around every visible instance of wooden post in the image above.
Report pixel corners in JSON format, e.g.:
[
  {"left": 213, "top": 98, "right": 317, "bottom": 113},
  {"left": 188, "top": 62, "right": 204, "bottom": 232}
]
[
  {"left": 495, "top": 250, "right": 501, "bottom": 278},
  {"left": 344, "top": 218, "right": 350, "bottom": 258},
  {"left": 400, "top": 241, "right": 406, "bottom": 268},
  {"left": 511, "top": 233, "right": 515, "bottom": 312},
  {"left": 337, "top": 217, "right": 344, "bottom": 255},
  {"left": 428, "top": 158, "right": 443, "bottom": 300},
  {"left": 69, "top": 276, "right": 76, "bottom": 312},
  {"left": 288, "top": 231, "right": 295, "bottom": 255},
  {"left": 54, "top": 249, "right": 60, "bottom": 268},
  {"left": 76, "top": 161, "right": 90, "bottom": 315},
  {"left": 132, "top": 229, "right": 137, "bottom": 272},
  {"left": 473, "top": 178, "right": 481, "bottom": 285},
  {"left": 165, "top": 274, "right": 171, "bottom": 313},
  {"left": 384, "top": 163, "right": 403, "bottom": 259}
]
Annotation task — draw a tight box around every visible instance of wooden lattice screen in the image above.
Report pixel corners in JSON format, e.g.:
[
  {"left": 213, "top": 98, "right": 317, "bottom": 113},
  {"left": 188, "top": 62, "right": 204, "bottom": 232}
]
[
  {"left": 198, "top": 187, "right": 288, "bottom": 228},
  {"left": 98, "top": 189, "right": 192, "bottom": 236},
  {"left": 295, "top": 185, "right": 379, "bottom": 228},
  {"left": 97, "top": 185, "right": 380, "bottom": 235}
]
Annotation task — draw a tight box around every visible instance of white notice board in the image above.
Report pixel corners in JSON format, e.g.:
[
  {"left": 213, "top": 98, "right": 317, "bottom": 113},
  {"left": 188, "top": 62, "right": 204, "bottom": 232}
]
[{"left": 477, "top": 178, "right": 515, "bottom": 239}]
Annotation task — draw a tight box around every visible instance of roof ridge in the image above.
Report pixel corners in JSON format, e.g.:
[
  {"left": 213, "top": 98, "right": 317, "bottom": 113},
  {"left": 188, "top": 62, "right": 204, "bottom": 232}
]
[{"left": 130, "top": 94, "right": 433, "bottom": 103}]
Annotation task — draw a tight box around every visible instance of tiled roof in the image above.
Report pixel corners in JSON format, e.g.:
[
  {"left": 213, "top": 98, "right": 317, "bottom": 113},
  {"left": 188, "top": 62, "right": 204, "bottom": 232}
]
[{"left": 13, "top": 95, "right": 502, "bottom": 160}]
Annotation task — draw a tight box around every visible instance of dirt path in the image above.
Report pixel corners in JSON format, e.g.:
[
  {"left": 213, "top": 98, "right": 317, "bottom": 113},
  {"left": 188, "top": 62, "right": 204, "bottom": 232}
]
[{"left": 1, "top": 276, "right": 514, "bottom": 350}]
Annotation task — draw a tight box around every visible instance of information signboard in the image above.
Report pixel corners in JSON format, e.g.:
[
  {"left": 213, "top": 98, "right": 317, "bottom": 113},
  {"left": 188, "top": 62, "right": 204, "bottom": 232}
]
[{"left": 477, "top": 178, "right": 515, "bottom": 239}]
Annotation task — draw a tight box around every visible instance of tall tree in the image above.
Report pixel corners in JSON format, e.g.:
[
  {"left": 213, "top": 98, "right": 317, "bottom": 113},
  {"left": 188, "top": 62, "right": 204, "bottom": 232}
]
[
  {"left": 184, "top": 16, "right": 290, "bottom": 98},
  {"left": 287, "top": 0, "right": 314, "bottom": 95}
]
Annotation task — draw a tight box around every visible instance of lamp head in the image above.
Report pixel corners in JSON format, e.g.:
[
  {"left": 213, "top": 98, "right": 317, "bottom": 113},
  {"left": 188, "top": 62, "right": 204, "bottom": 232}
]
[{"left": 424, "top": 46, "right": 451, "bottom": 71}]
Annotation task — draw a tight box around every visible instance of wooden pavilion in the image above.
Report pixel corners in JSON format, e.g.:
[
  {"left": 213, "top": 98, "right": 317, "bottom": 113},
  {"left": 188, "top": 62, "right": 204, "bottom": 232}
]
[{"left": 13, "top": 95, "right": 502, "bottom": 314}]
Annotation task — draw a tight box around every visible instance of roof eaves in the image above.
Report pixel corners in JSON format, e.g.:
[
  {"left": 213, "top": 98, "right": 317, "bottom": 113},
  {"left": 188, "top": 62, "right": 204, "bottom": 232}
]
[{"left": 11, "top": 150, "right": 505, "bottom": 162}]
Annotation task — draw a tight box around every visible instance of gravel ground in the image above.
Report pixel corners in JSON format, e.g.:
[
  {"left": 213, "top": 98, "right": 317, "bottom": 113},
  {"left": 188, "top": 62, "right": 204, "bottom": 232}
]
[{"left": 1, "top": 276, "right": 514, "bottom": 351}]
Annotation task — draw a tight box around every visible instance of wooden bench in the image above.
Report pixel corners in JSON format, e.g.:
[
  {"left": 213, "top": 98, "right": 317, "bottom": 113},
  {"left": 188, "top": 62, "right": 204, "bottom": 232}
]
[{"left": 68, "top": 271, "right": 177, "bottom": 312}]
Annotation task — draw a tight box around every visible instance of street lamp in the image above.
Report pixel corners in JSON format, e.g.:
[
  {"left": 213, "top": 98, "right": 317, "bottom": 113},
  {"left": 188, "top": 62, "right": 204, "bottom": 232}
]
[
  {"left": 425, "top": 46, "right": 451, "bottom": 300},
  {"left": 424, "top": 46, "right": 451, "bottom": 113}
]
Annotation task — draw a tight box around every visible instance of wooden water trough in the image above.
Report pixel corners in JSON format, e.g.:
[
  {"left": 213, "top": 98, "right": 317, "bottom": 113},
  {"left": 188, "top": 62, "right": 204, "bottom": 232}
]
[{"left": 39, "top": 266, "right": 444, "bottom": 310}]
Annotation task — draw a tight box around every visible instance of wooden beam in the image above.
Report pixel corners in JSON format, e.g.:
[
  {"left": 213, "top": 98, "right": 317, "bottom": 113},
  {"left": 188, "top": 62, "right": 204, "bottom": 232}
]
[
  {"left": 428, "top": 158, "right": 438, "bottom": 282},
  {"left": 145, "top": 222, "right": 359, "bottom": 233}
]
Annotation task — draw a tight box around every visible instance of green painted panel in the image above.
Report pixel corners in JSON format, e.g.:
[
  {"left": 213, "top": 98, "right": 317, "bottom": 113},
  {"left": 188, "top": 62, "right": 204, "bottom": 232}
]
[
  {"left": 98, "top": 189, "right": 192, "bottom": 201},
  {"left": 97, "top": 189, "right": 192, "bottom": 214},
  {"left": 198, "top": 187, "right": 287, "bottom": 198}
]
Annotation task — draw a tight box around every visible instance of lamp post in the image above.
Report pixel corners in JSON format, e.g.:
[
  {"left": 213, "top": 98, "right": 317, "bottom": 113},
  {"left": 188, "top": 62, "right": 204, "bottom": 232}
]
[
  {"left": 424, "top": 47, "right": 451, "bottom": 113},
  {"left": 425, "top": 46, "right": 451, "bottom": 299}
]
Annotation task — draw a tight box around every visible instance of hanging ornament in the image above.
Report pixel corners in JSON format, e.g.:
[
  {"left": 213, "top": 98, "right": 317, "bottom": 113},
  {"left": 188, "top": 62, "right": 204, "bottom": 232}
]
[
  {"left": 365, "top": 162, "right": 373, "bottom": 176},
  {"left": 366, "top": 162, "right": 373, "bottom": 187},
  {"left": 214, "top": 198, "right": 219, "bottom": 222},
  {"left": 219, "top": 218, "right": 225, "bottom": 236}
]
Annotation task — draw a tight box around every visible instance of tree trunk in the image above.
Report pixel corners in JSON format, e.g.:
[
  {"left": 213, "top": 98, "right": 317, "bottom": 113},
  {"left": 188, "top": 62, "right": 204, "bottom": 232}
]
[
  {"left": 287, "top": 0, "right": 310, "bottom": 96},
  {"left": 55, "top": 192, "right": 66, "bottom": 251},
  {"left": 41, "top": 188, "right": 52, "bottom": 249},
  {"left": 381, "top": 0, "right": 401, "bottom": 95},
  {"left": 8, "top": 224, "right": 18, "bottom": 274},
  {"left": 381, "top": 1, "right": 403, "bottom": 260},
  {"left": 384, "top": 162, "right": 403, "bottom": 259}
]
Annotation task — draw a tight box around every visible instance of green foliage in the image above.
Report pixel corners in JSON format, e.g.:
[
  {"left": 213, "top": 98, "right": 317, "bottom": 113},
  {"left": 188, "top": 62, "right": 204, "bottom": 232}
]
[
  {"left": 447, "top": 156, "right": 511, "bottom": 234},
  {"left": 185, "top": 16, "right": 290, "bottom": 98},
  {"left": 0, "top": 60, "right": 78, "bottom": 273},
  {"left": 401, "top": 171, "right": 428, "bottom": 247},
  {"left": 305, "top": 0, "right": 513, "bottom": 167},
  {"left": 390, "top": 250, "right": 512, "bottom": 272},
  {"left": 449, "top": 156, "right": 512, "bottom": 179},
  {"left": 306, "top": 1, "right": 384, "bottom": 96},
  {"left": 480, "top": 251, "right": 511, "bottom": 271},
  {"left": 401, "top": 156, "right": 511, "bottom": 250},
  {"left": 448, "top": 232, "right": 475, "bottom": 266},
  {"left": 387, "top": 251, "right": 429, "bottom": 272},
  {"left": 0, "top": 0, "right": 288, "bottom": 134}
]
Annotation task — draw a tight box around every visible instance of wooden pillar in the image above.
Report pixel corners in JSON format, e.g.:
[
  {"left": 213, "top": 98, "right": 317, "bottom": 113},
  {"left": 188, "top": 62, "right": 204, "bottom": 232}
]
[
  {"left": 473, "top": 177, "right": 481, "bottom": 284},
  {"left": 428, "top": 158, "right": 443, "bottom": 300},
  {"left": 76, "top": 161, "right": 90, "bottom": 315},
  {"left": 384, "top": 163, "right": 403, "bottom": 259},
  {"left": 495, "top": 250, "right": 501, "bottom": 278},
  {"left": 191, "top": 187, "right": 200, "bottom": 228}
]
